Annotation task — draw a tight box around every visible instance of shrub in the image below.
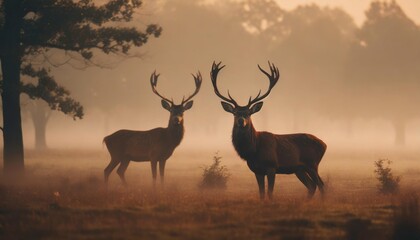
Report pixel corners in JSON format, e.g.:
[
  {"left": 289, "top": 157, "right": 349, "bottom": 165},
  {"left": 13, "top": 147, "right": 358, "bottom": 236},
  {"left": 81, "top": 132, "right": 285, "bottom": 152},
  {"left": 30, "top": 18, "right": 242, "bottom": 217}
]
[
  {"left": 199, "top": 152, "right": 230, "bottom": 190},
  {"left": 374, "top": 159, "right": 401, "bottom": 194}
]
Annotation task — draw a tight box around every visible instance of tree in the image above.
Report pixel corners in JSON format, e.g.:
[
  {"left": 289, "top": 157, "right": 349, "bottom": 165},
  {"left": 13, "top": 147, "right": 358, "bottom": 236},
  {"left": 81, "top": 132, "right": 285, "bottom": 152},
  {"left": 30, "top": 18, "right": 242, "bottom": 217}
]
[
  {"left": 344, "top": 0, "right": 420, "bottom": 146},
  {"left": 269, "top": 4, "right": 356, "bottom": 131},
  {"left": 1, "top": 61, "right": 84, "bottom": 151},
  {"left": 21, "top": 65, "right": 84, "bottom": 150},
  {"left": 224, "top": 0, "right": 287, "bottom": 45},
  {"left": 27, "top": 101, "right": 52, "bottom": 150},
  {"left": 0, "top": 0, "right": 161, "bottom": 176}
]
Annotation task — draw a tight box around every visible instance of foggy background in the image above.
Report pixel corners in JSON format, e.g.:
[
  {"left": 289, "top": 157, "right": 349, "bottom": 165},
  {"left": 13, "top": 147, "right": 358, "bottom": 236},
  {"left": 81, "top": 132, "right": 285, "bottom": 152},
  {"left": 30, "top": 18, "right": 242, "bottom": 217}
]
[{"left": 14, "top": 0, "right": 420, "bottom": 151}]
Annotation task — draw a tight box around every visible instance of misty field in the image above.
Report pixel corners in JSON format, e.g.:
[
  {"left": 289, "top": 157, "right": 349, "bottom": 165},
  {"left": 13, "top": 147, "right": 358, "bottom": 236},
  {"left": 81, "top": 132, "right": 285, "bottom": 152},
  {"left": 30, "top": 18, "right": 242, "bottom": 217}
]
[{"left": 1, "top": 149, "right": 419, "bottom": 240}]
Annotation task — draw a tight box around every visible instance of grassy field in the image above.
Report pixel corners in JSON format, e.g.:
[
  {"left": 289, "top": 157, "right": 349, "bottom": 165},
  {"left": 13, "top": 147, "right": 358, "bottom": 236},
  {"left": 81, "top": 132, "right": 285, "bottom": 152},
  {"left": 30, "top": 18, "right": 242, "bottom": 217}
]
[{"left": 0, "top": 149, "right": 419, "bottom": 239}]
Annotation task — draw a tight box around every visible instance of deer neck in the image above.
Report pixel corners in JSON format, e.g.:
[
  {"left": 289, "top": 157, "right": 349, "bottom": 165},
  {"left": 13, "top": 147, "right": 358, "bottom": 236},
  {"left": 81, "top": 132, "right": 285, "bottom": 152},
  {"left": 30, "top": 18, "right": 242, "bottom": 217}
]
[
  {"left": 232, "top": 118, "right": 258, "bottom": 161},
  {"left": 166, "top": 121, "right": 184, "bottom": 147}
]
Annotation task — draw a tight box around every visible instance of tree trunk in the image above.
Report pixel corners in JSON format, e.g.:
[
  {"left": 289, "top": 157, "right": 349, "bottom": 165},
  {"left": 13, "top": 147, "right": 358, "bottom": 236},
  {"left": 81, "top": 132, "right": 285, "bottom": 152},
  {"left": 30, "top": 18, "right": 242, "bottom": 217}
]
[
  {"left": 30, "top": 102, "right": 51, "bottom": 150},
  {"left": 1, "top": 0, "right": 24, "bottom": 176},
  {"left": 393, "top": 119, "right": 406, "bottom": 146}
]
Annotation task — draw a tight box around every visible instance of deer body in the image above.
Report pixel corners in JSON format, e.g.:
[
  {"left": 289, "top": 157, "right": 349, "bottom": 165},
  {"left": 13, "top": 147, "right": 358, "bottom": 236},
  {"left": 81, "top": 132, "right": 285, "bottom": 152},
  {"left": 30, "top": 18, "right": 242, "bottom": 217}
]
[
  {"left": 232, "top": 122, "right": 326, "bottom": 175},
  {"left": 104, "top": 126, "right": 183, "bottom": 162},
  {"left": 233, "top": 121, "right": 326, "bottom": 173},
  {"left": 211, "top": 61, "right": 326, "bottom": 199},
  {"left": 104, "top": 71, "right": 201, "bottom": 187}
]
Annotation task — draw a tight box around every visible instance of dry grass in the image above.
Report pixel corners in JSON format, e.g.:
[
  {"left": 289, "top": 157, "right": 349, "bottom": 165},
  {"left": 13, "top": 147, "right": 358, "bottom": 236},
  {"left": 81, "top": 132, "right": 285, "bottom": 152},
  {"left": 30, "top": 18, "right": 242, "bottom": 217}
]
[{"left": 0, "top": 149, "right": 419, "bottom": 240}]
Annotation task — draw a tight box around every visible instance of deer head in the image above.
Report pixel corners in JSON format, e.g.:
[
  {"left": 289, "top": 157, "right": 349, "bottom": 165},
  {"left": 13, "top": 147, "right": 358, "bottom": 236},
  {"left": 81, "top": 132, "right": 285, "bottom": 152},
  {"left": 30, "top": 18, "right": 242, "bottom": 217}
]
[
  {"left": 151, "top": 71, "right": 202, "bottom": 126},
  {"left": 210, "top": 61, "right": 279, "bottom": 128}
]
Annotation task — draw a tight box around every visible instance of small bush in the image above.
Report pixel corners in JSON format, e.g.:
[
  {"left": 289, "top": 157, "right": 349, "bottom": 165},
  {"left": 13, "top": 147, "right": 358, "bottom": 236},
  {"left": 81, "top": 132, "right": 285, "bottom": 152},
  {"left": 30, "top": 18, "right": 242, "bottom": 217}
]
[
  {"left": 199, "top": 152, "right": 230, "bottom": 190},
  {"left": 374, "top": 159, "right": 401, "bottom": 194}
]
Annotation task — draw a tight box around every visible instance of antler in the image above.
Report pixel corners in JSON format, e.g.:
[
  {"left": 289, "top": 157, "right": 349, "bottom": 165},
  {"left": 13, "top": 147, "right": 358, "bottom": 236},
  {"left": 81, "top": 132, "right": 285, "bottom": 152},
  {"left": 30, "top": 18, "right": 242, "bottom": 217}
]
[
  {"left": 181, "top": 72, "right": 202, "bottom": 105},
  {"left": 210, "top": 61, "right": 238, "bottom": 107},
  {"left": 150, "top": 71, "right": 173, "bottom": 104},
  {"left": 247, "top": 61, "right": 280, "bottom": 107}
]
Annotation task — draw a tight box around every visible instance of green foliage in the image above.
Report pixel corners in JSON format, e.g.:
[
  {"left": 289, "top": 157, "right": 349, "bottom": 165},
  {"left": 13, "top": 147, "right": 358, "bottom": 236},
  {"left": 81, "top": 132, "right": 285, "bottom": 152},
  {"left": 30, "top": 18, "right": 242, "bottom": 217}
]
[
  {"left": 199, "top": 152, "right": 230, "bottom": 190},
  {"left": 374, "top": 159, "right": 401, "bottom": 194}
]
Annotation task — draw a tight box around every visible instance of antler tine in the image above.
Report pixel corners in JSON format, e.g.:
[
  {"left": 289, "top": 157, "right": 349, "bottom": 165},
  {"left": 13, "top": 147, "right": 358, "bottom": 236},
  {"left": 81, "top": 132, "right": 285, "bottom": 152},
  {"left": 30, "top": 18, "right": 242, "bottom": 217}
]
[
  {"left": 248, "top": 62, "right": 280, "bottom": 107},
  {"left": 181, "top": 71, "right": 202, "bottom": 105},
  {"left": 150, "top": 71, "right": 173, "bottom": 104},
  {"left": 248, "top": 90, "right": 262, "bottom": 106},
  {"left": 257, "top": 61, "right": 280, "bottom": 87},
  {"left": 210, "top": 61, "right": 238, "bottom": 107},
  {"left": 227, "top": 91, "right": 238, "bottom": 106}
]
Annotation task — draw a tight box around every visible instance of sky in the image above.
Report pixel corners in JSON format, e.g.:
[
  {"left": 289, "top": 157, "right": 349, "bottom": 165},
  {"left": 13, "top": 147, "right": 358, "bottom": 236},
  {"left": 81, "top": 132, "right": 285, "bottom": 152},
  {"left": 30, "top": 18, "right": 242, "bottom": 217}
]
[{"left": 276, "top": 0, "right": 420, "bottom": 25}]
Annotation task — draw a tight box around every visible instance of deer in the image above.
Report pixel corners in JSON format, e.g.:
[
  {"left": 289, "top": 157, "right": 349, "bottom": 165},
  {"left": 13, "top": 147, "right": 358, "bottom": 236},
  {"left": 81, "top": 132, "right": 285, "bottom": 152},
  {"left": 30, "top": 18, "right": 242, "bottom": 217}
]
[
  {"left": 103, "top": 71, "right": 202, "bottom": 187},
  {"left": 210, "top": 61, "right": 327, "bottom": 200}
]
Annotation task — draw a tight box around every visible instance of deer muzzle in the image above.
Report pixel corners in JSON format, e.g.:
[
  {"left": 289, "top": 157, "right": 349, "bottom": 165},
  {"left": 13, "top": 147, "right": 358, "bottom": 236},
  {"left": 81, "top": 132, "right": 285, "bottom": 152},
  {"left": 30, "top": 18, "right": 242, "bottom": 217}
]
[
  {"left": 236, "top": 117, "right": 247, "bottom": 128},
  {"left": 173, "top": 116, "right": 183, "bottom": 125}
]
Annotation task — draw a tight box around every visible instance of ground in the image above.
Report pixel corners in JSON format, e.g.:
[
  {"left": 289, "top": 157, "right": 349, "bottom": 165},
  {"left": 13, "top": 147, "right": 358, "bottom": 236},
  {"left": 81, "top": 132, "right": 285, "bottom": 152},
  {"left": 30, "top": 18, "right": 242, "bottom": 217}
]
[{"left": 0, "top": 149, "right": 419, "bottom": 239}]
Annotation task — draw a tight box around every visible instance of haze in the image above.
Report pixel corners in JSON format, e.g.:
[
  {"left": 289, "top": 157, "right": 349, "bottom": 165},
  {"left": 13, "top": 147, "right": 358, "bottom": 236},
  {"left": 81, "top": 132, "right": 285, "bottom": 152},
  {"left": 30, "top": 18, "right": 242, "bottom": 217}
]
[
  {"left": 15, "top": 0, "right": 420, "bottom": 153},
  {"left": 276, "top": 0, "right": 420, "bottom": 25}
]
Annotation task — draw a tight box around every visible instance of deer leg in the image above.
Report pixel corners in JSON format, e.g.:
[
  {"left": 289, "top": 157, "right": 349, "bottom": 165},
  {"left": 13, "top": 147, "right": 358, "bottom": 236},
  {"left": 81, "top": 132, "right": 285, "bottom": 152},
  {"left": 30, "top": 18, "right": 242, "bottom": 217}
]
[
  {"left": 151, "top": 161, "right": 158, "bottom": 188},
  {"left": 255, "top": 174, "right": 265, "bottom": 200},
  {"left": 267, "top": 169, "right": 276, "bottom": 200},
  {"left": 159, "top": 160, "right": 166, "bottom": 187},
  {"left": 306, "top": 169, "right": 322, "bottom": 195},
  {"left": 296, "top": 170, "right": 316, "bottom": 198},
  {"left": 316, "top": 173, "right": 325, "bottom": 196},
  {"left": 104, "top": 158, "right": 120, "bottom": 185},
  {"left": 116, "top": 160, "right": 130, "bottom": 186}
]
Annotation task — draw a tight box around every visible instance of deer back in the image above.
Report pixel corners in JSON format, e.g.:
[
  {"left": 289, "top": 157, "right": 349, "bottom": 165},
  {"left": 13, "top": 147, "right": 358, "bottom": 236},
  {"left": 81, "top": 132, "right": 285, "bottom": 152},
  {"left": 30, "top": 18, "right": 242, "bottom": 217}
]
[
  {"left": 104, "top": 126, "right": 184, "bottom": 161},
  {"left": 272, "top": 133, "right": 327, "bottom": 169}
]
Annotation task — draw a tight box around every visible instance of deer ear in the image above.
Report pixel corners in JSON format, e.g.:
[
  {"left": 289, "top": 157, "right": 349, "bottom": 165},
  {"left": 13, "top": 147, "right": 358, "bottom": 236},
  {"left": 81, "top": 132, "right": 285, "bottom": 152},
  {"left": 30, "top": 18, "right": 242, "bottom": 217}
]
[
  {"left": 250, "top": 102, "right": 263, "bottom": 115},
  {"left": 183, "top": 100, "right": 193, "bottom": 110},
  {"left": 161, "top": 100, "right": 171, "bottom": 111},
  {"left": 221, "top": 102, "right": 234, "bottom": 113}
]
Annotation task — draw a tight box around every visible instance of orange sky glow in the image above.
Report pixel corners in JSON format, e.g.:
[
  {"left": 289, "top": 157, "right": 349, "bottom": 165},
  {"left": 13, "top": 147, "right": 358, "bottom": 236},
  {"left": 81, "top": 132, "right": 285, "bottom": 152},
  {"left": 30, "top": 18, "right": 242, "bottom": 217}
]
[{"left": 275, "top": 0, "right": 420, "bottom": 25}]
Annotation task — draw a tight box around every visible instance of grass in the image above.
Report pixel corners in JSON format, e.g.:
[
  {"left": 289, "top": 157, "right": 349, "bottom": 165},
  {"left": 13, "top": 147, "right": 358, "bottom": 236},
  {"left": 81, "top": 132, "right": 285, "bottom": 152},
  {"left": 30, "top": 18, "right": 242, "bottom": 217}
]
[
  {"left": 0, "top": 149, "right": 419, "bottom": 239},
  {"left": 392, "top": 195, "right": 420, "bottom": 239}
]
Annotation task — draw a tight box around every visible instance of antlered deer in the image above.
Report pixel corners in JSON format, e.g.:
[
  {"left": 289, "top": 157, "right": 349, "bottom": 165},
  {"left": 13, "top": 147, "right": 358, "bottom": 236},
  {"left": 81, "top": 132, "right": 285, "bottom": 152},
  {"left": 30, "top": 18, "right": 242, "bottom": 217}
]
[
  {"left": 210, "top": 61, "right": 326, "bottom": 200},
  {"left": 103, "top": 71, "right": 202, "bottom": 187}
]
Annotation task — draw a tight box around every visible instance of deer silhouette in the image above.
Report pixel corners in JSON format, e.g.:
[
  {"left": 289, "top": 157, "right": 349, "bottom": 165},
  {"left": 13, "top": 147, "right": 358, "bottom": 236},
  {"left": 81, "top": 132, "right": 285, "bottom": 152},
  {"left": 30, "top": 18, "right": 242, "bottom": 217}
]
[
  {"left": 104, "top": 71, "right": 202, "bottom": 187},
  {"left": 210, "top": 61, "right": 326, "bottom": 199}
]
